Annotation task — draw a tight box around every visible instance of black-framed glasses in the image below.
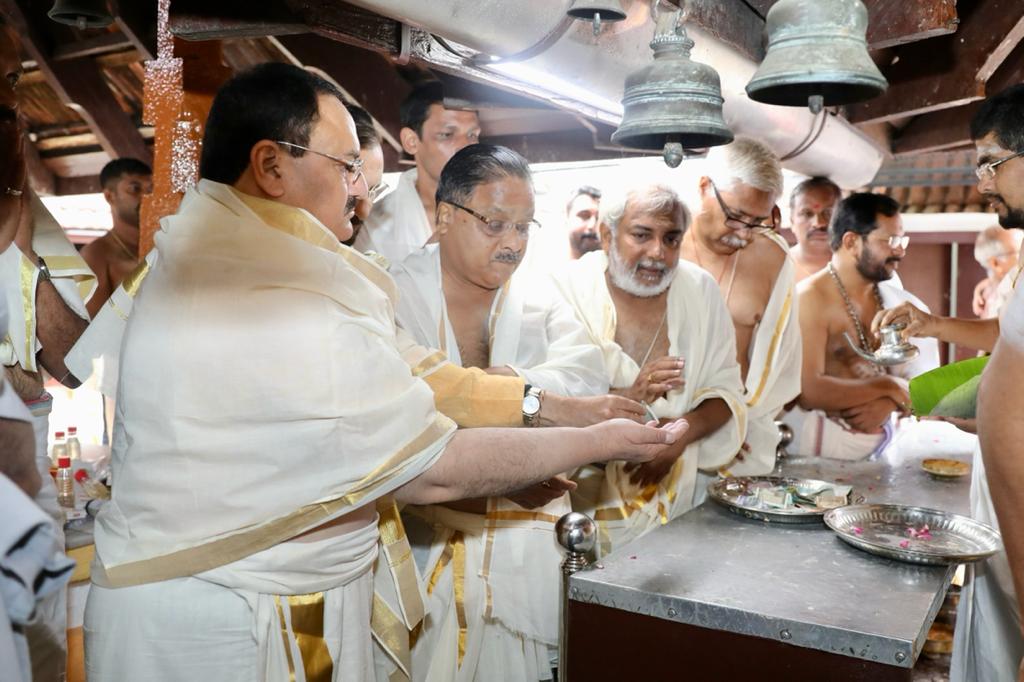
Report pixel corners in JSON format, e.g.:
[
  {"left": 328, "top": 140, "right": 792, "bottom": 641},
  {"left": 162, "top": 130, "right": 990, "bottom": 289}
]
[
  {"left": 710, "top": 180, "right": 776, "bottom": 231},
  {"left": 274, "top": 141, "right": 365, "bottom": 187},
  {"left": 976, "top": 150, "right": 1024, "bottom": 181},
  {"left": 447, "top": 201, "right": 541, "bottom": 239}
]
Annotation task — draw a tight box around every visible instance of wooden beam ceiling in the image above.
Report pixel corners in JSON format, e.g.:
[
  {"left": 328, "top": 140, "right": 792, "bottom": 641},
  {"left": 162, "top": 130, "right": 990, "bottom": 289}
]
[
  {"left": 1, "top": 0, "right": 151, "bottom": 164},
  {"left": 677, "top": 0, "right": 958, "bottom": 61},
  {"left": 847, "top": 0, "right": 1024, "bottom": 125}
]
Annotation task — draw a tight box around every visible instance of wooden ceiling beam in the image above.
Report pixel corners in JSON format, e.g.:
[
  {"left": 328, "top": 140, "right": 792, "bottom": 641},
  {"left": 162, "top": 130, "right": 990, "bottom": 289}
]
[
  {"left": 847, "top": 0, "right": 1024, "bottom": 125},
  {"left": 55, "top": 175, "right": 101, "bottom": 196},
  {"left": 23, "top": 136, "right": 56, "bottom": 196},
  {"left": 2, "top": 0, "right": 151, "bottom": 163},
  {"left": 673, "top": 0, "right": 957, "bottom": 60},
  {"left": 889, "top": 35, "right": 1024, "bottom": 155},
  {"left": 115, "top": 0, "right": 158, "bottom": 61},
  {"left": 52, "top": 32, "right": 134, "bottom": 61}
]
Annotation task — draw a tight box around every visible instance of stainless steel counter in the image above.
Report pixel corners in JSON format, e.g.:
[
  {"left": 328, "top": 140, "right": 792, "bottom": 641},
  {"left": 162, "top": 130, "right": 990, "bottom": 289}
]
[{"left": 568, "top": 421, "right": 977, "bottom": 669}]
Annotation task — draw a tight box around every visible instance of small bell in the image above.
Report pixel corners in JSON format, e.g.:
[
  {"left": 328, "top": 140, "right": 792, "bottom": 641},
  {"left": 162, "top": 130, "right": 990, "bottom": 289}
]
[
  {"left": 566, "top": 0, "right": 627, "bottom": 36},
  {"left": 745, "top": 0, "right": 887, "bottom": 109},
  {"left": 47, "top": 0, "right": 114, "bottom": 29},
  {"left": 611, "top": 10, "right": 733, "bottom": 165}
]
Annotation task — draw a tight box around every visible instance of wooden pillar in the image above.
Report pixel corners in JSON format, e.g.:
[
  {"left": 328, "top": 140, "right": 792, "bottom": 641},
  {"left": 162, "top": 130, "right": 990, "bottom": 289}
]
[{"left": 139, "top": 36, "right": 231, "bottom": 255}]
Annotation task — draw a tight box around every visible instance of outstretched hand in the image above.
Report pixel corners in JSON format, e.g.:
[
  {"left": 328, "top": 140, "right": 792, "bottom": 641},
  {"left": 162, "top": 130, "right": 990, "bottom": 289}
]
[{"left": 591, "top": 417, "right": 689, "bottom": 465}]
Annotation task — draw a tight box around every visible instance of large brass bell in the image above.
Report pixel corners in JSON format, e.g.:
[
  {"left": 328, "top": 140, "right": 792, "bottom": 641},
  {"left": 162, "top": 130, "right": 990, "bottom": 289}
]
[
  {"left": 566, "top": 0, "right": 627, "bottom": 35},
  {"left": 612, "top": 10, "right": 733, "bottom": 167},
  {"left": 745, "top": 0, "right": 887, "bottom": 110},
  {"left": 47, "top": 0, "right": 114, "bottom": 29}
]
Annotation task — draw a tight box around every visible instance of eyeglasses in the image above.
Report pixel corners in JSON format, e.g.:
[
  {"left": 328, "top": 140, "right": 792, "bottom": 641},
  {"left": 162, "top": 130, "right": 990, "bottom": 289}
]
[
  {"left": 867, "top": 234, "right": 910, "bottom": 250},
  {"left": 367, "top": 181, "right": 390, "bottom": 203},
  {"left": 447, "top": 201, "right": 541, "bottom": 239},
  {"left": 710, "top": 180, "right": 776, "bottom": 231},
  {"left": 976, "top": 150, "right": 1024, "bottom": 181},
  {"left": 274, "top": 141, "right": 365, "bottom": 188}
]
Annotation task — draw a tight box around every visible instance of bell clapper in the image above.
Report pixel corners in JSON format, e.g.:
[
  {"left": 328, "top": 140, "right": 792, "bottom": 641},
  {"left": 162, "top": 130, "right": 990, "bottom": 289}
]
[
  {"left": 663, "top": 138, "right": 684, "bottom": 168},
  {"left": 809, "top": 94, "right": 825, "bottom": 114}
]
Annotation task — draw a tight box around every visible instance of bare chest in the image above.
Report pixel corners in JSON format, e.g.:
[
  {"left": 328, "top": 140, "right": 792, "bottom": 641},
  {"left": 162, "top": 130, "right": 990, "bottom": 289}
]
[
  {"left": 614, "top": 305, "right": 669, "bottom": 367},
  {"left": 448, "top": 305, "right": 491, "bottom": 369}
]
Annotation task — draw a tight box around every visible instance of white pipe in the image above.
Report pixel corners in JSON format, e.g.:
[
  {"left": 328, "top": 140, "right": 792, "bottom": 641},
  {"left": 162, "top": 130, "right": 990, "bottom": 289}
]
[{"left": 350, "top": 0, "right": 886, "bottom": 188}]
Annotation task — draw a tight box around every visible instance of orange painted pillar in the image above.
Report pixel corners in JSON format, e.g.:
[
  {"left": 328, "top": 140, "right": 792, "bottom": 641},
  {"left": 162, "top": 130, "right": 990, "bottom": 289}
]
[{"left": 138, "top": 37, "right": 231, "bottom": 255}]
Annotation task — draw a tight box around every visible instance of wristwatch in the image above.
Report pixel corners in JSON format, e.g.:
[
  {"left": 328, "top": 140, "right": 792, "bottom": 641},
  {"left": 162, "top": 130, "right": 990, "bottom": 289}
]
[
  {"left": 36, "top": 256, "right": 51, "bottom": 283},
  {"left": 522, "top": 384, "right": 542, "bottom": 427}
]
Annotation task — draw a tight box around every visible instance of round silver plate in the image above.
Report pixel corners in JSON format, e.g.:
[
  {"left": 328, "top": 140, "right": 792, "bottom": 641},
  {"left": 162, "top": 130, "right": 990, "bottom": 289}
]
[
  {"left": 707, "top": 476, "right": 850, "bottom": 525},
  {"left": 824, "top": 504, "right": 1002, "bottom": 565}
]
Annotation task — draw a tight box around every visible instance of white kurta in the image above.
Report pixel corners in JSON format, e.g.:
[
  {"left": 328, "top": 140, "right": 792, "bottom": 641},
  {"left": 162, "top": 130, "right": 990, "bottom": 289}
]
[
  {"left": 355, "top": 169, "right": 432, "bottom": 266},
  {"left": 388, "top": 244, "right": 607, "bottom": 682},
  {"left": 553, "top": 251, "right": 746, "bottom": 552},
  {"left": 736, "top": 230, "right": 801, "bottom": 477},
  {"left": 85, "top": 180, "right": 456, "bottom": 682}
]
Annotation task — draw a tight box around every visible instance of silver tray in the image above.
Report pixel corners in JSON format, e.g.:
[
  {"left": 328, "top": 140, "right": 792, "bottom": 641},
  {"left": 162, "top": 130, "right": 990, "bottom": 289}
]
[
  {"left": 707, "top": 476, "right": 852, "bottom": 525},
  {"left": 824, "top": 504, "right": 1002, "bottom": 565}
]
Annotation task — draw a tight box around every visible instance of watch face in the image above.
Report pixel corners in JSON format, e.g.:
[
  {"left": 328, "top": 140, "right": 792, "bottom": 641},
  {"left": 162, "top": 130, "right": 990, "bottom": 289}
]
[{"left": 523, "top": 394, "right": 541, "bottom": 415}]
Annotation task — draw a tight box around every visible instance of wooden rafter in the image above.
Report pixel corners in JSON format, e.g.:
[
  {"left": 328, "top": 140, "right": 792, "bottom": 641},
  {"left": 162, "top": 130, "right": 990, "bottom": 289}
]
[
  {"left": 847, "top": 0, "right": 1024, "bottom": 125},
  {"left": 1, "top": 0, "right": 151, "bottom": 163}
]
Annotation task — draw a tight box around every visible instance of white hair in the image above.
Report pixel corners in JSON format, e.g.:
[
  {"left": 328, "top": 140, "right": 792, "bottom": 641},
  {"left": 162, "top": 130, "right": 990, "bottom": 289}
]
[
  {"left": 975, "top": 226, "right": 1023, "bottom": 271},
  {"left": 704, "top": 137, "right": 784, "bottom": 201},
  {"left": 600, "top": 184, "right": 691, "bottom": 235}
]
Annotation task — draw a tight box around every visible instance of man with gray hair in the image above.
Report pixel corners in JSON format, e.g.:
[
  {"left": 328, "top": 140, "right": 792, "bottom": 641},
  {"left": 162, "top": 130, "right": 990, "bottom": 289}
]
[
  {"left": 390, "top": 143, "right": 650, "bottom": 681},
  {"left": 681, "top": 137, "right": 801, "bottom": 483},
  {"left": 555, "top": 183, "right": 746, "bottom": 552},
  {"left": 972, "top": 225, "right": 1022, "bottom": 319}
]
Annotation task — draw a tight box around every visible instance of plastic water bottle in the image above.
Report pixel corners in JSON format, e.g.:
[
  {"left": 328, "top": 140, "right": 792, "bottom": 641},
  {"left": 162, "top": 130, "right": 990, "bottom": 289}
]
[
  {"left": 74, "top": 469, "right": 110, "bottom": 500},
  {"left": 66, "top": 426, "right": 82, "bottom": 461},
  {"left": 56, "top": 456, "right": 75, "bottom": 509},
  {"left": 51, "top": 431, "right": 67, "bottom": 467}
]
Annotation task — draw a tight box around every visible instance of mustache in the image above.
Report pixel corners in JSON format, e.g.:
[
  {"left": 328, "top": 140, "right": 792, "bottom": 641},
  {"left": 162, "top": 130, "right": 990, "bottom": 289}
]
[
  {"left": 494, "top": 251, "right": 521, "bottom": 264},
  {"left": 722, "top": 234, "right": 749, "bottom": 249},
  {"left": 345, "top": 196, "right": 357, "bottom": 214},
  {"left": 578, "top": 232, "right": 599, "bottom": 242},
  {"left": 886, "top": 257, "right": 902, "bottom": 264},
  {"left": 634, "top": 258, "right": 668, "bottom": 273}
]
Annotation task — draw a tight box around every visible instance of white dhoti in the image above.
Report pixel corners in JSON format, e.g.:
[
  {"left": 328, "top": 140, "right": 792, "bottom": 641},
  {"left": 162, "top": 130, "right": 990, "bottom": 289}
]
[
  {"left": 782, "top": 406, "right": 891, "bottom": 461},
  {"left": 553, "top": 252, "right": 746, "bottom": 553},
  {"left": 86, "top": 181, "right": 456, "bottom": 682},
  {"left": 386, "top": 245, "right": 608, "bottom": 681},
  {"left": 87, "top": 521, "right": 379, "bottom": 682}
]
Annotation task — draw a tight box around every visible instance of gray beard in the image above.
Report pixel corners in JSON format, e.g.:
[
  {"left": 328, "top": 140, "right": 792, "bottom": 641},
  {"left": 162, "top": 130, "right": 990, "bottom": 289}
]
[{"left": 607, "top": 241, "right": 675, "bottom": 298}]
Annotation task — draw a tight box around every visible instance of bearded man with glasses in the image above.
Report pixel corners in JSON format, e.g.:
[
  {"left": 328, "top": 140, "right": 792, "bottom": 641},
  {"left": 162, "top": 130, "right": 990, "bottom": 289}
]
[
  {"left": 785, "top": 193, "right": 938, "bottom": 461},
  {"left": 873, "top": 85, "right": 1024, "bottom": 682},
  {"left": 680, "top": 137, "right": 801, "bottom": 493}
]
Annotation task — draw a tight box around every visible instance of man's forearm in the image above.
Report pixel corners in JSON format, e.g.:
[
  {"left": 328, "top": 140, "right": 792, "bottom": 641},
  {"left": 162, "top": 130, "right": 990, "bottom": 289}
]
[
  {"left": 397, "top": 426, "right": 600, "bottom": 505},
  {"left": 676, "top": 397, "right": 731, "bottom": 445},
  {"left": 932, "top": 316, "right": 999, "bottom": 353},
  {"left": 799, "top": 375, "right": 894, "bottom": 412},
  {"left": 35, "top": 279, "right": 88, "bottom": 386},
  {"left": 978, "top": 340, "right": 1024, "bottom": 620}
]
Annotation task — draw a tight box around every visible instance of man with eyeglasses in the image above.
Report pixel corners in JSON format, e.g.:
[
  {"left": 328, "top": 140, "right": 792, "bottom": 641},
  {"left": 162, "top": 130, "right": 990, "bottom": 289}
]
[
  {"left": 82, "top": 64, "right": 685, "bottom": 682},
  {"left": 355, "top": 81, "right": 482, "bottom": 265},
  {"left": 389, "top": 143, "right": 655, "bottom": 682},
  {"left": 786, "top": 193, "right": 936, "bottom": 460},
  {"left": 874, "top": 85, "right": 1024, "bottom": 682},
  {"left": 680, "top": 137, "right": 801, "bottom": 488},
  {"left": 554, "top": 183, "right": 746, "bottom": 553}
]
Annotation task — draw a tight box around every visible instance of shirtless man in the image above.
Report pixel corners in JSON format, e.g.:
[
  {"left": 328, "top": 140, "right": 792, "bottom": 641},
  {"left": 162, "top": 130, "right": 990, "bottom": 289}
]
[
  {"left": 790, "top": 193, "right": 911, "bottom": 459},
  {"left": 680, "top": 137, "right": 801, "bottom": 476},
  {"left": 789, "top": 176, "right": 841, "bottom": 282},
  {"left": 81, "top": 158, "right": 152, "bottom": 317}
]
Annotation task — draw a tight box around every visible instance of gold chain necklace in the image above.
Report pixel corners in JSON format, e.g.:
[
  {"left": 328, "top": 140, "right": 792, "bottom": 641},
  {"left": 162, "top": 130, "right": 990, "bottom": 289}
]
[
  {"left": 827, "top": 262, "right": 883, "bottom": 352},
  {"left": 107, "top": 230, "right": 137, "bottom": 260}
]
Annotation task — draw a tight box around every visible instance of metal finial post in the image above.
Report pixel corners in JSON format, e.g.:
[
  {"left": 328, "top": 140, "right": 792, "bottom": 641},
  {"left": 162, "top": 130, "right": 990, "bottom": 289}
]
[{"left": 555, "top": 512, "right": 596, "bottom": 682}]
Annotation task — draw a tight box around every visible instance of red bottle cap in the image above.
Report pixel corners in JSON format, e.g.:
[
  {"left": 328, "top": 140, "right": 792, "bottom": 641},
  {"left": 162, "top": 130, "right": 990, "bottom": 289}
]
[
  {"left": 74, "top": 469, "right": 89, "bottom": 482},
  {"left": 68, "top": 426, "right": 78, "bottom": 435},
  {"left": 58, "top": 457, "right": 71, "bottom": 468},
  {"left": 55, "top": 431, "right": 65, "bottom": 438}
]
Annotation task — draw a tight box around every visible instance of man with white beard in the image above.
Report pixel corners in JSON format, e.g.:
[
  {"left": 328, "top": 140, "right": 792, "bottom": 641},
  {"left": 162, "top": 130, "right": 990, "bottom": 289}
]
[
  {"left": 555, "top": 184, "right": 746, "bottom": 552},
  {"left": 680, "top": 137, "right": 801, "bottom": 485}
]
